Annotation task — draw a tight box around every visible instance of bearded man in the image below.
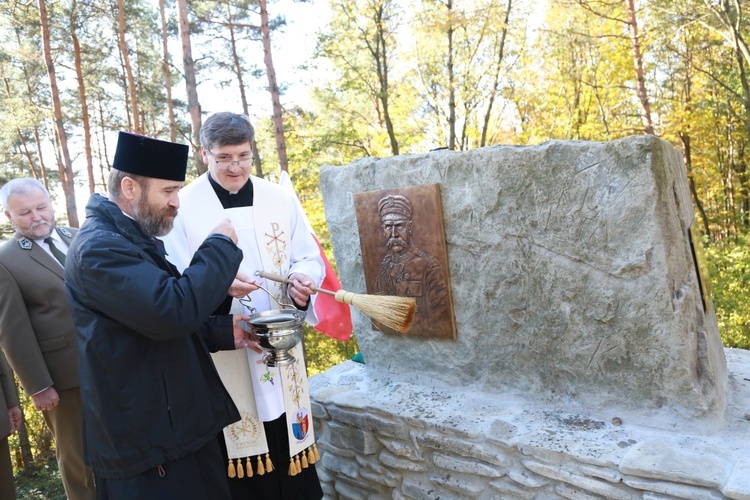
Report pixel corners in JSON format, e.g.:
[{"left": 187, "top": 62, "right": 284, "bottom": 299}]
[
  {"left": 374, "top": 194, "right": 449, "bottom": 330},
  {"left": 64, "top": 131, "right": 256, "bottom": 499},
  {"left": 0, "top": 178, "right": 95, "bottom": 499}
]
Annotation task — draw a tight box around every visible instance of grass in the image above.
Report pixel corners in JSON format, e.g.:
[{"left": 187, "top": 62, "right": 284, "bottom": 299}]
[{"left": 14, "top": 460, "right": 66, "bottom": 500}]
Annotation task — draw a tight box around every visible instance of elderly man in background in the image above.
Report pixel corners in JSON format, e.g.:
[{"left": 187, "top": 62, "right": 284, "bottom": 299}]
[
  {"left": 0, "top": 178, "right": 95, "bottom": 500},
  {"left": 0, "top": 352, "right": 21, "bottom": 500}
]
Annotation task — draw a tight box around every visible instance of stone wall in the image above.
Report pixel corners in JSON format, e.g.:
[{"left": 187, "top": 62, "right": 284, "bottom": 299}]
[
  {"left": 312, "top": 137, "right": 743, "bottom": 497},
  {"left": 309, "top": 349, "right": 750, "bottom": 499}
]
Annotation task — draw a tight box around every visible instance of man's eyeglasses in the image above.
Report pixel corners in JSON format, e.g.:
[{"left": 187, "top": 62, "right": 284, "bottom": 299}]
[{"left": 206, "top": 149, "right": 253, "bottom": 169}]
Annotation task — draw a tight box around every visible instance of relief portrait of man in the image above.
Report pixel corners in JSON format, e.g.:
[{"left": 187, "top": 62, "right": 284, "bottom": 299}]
[{"left": 355, "top": 185, "right": 456, "bottom": 339}]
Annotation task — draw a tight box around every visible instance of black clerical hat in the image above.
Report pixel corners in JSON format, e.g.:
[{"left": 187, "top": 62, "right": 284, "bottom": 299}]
[{"left": 112, "top": 131, "right": 189, "bottom": 182}]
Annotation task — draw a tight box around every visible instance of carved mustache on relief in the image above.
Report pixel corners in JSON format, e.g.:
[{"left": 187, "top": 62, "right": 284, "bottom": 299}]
[{"left": 386, "top": 238, "right": 408, "bottom": 249}]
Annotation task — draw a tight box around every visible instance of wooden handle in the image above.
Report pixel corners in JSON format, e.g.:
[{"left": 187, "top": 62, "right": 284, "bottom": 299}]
[{"left": 257, "top": 270, "right": 336, "bottom": 297}]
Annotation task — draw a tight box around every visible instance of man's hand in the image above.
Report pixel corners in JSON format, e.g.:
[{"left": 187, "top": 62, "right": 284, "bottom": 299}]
[
  {"left": 210, "top": 218, "right": 238, "bottom": 244},
  {"left": 233, "top": 314, "right": 261, "bottom": 353},
  {"left": 31, "top": 387, "right": 59, "bottom": 412},
  {"left": 7, "top": 405, "right": 21, "bottom": 435},
  {"left": 287, "top": 272, "right": 317, "bottom": 307},
  {"left": 229, "top": 272, "right": 260, "bottom": 298}
]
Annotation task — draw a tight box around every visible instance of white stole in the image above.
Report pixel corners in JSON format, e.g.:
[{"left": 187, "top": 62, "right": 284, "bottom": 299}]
[{"left": 161, "top": 173, "right": 319, "bottom": 473}]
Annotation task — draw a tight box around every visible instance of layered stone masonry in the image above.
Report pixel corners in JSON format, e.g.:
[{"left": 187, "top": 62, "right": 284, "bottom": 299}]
[{"left": 310, "top": 349, "right": 750, "bottom": 499}]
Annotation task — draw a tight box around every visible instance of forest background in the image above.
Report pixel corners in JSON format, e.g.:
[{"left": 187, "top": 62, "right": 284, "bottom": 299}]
[{"left": 1, "top": 0, "right": 750, "bottom": 496}]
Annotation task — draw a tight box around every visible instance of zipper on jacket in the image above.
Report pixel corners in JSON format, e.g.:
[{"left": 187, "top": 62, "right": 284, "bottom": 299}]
[{"left": 162, "top": 377, "right": 174, "bottom": 428}]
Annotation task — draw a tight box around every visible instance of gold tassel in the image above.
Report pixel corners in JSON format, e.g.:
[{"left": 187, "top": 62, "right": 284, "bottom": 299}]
[
  {"left": 301, "top": 451, "right": 309, "bottom": 469},
  {"left": 257, "top": 455, "right": 266, "bottom": 476},
  {"left": 237, "top": 459, "right": 245, "bottom": 479},
  {"left": 288, "top": 458, "right": 297, "bottom": 476},
  {"left": 313, "top": 443, "right": 321, "bottom": 461},
  {"left": 228, "top": 459, "right": 236, "bottom": 478},
  {"left": 246, "top": 457, "right": 253, "bottom": 478},
  {"left": 265, "top": 452, "right": 274, "bottom": 473},
  {"left": 306, "top": 447, "right": 316, "bottom": 465},
  {"left": 294, "top": 454, "right": 302, "bottom": 474}
]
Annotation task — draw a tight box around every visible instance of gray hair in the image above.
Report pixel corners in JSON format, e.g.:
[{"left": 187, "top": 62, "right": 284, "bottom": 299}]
[
  {"left": 200, "top": 112, "right": 255, "bottom": 151},
  {"left": 0, "top": 178, "right": 50, "bottom": 210},
  {"left": 108, "top": 169, "right": 150, "bottom": 200}
]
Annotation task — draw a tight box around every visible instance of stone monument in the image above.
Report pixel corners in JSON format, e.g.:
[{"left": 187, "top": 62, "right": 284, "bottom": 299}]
[{"left": 311, "top": 136, "right": 750, "bottom": 499}]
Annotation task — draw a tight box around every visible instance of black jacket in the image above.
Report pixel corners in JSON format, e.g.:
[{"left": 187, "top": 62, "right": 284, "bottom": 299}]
[{"left": 64, "top": 193, "right": 242, "bottom": 479}]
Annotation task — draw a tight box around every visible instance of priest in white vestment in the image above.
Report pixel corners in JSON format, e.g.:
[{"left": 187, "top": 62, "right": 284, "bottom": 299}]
[{"left": 161, "top": 112, "right": 324, "bottom": 500}]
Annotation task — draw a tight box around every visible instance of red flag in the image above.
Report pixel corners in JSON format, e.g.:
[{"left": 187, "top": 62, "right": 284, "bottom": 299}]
[{"left": 279, "top": 172, "right": 352, "bottom": 341}]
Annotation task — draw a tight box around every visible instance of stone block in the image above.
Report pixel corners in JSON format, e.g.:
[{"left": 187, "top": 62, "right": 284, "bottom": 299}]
[
  {"left": 488, "top": 477, "right": 536, "bottom": 499},
  {"left": 320, "top": 451, "right": 360, "bottom": 479},
  {"left": 623, "top": 477, "right": 725, "bottom": 499},
  {"left": 360, "top": 468, "right": 401, "bottom": 488},
  {"left": 508, "top": 468, "right": 548, "bottom": 488},
  {"left": 724, "top": 454, "right": 750, "bottom": 499},
  {"left": 619, "top": 438, "right": 730, "bottom": 488},
  {"left": 327, "top": 405, "right": 406, "bottom": 437},
  {"left": 429, "top": 472, "right": 486, "bottom": 496},
  {"left": 416, "top": 432, "right": 507, "bottom": 465},
  {"left": 333, "top": 480, "right": 372, "bottom": 500},
  {"left": 380, "top": 450, "right": 427, "bottom": 472},
  {"left": 320, "top": 136, "right": 726, "bottom": 420},
  {"left": 327, "top": 421, "right": 379, "bottom": 455},
  {"left": 378, "top": 436, "right": 423, "bottom": 461},
  {"left": 401, "top": 477, "right": 444, "bottom": 500},
  {"left": 432, "top": 452, "right": 505, "bottom": 478},
  {"left": 524, "top": 460, "right": 640, "bottom": 499}
]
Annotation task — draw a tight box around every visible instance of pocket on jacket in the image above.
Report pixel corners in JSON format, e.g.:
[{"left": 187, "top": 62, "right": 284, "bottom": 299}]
[{"left": 38, "top": 337, "right": 66, "bottom": 352}]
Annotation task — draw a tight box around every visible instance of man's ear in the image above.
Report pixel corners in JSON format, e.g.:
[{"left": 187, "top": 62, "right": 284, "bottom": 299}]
[
  {"left": 4, "top": 210, "right": 11, "bottom": 222},
  {"left": 200, "top": 146, "right": 210, "bottom": 165},
  {"left": 120, "top": 176, "right": 141, "bottom": 202}
]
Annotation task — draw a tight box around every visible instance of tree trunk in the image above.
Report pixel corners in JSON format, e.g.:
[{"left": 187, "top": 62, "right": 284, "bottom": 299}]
[
  {"left": 481, "top": 0, "right": 512, "bottom": 147},
  {"left": 98, "top": 98, "right": 110, "bottom": 189},
  {"left": 623, "top": 0, "right": 654, "bottom": 135},
  {"left": 71, "top": 1, "right": 95, "bottom": 195},
  {"left": 2, "top": 72, "right": 41, "bottom": 179},
  {"left": 177, "top": 0, "right": 204, "bottom": 174},
  {"left": 160, "top": 0, "right": 178, "bottom": 142},
  {"left": 116, "top": 0, "right": 141, "bottom": 134},
  {"left": 226, "top": 2, "right": 263, "bottom": 178},
  {"left": 39, "top": 0, "right": 79, "bottom": 227},
  {"left": 447, "top": 0, "right": 456, "bottom": 149},
  {"left": 16, "top": 407, "right": 33, "bottom": 474},
  {"left": 33, "top": 126, "right": 50, "bottom": 191},
  {"left": 259, "top": 0, "right": 289, "bottom": 173},
  {"left": 374, "top": 4, "right": 399, "bottom": 155}
]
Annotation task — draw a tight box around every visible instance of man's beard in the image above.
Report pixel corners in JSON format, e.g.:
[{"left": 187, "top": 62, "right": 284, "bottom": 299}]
[{"left": 134, "top": 193, "right": 177, "bottom": 237}]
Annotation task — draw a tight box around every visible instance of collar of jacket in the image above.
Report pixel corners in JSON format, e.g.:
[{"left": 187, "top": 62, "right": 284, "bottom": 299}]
[{"left": 85, "top": 193, "right": 162, "bottom": 252}]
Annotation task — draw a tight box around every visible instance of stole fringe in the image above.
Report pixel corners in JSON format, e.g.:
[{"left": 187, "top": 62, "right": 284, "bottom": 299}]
[
  {"left": 228, "top": 444, "right": 318, "bottom": 479},
  {"left": 227, "top": 455, "right": 270, "bottom": 478}
]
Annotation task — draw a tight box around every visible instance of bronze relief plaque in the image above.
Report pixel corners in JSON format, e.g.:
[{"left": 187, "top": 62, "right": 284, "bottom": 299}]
[{"left": 354, "top": 184, "right": 456, "bottom": 339}]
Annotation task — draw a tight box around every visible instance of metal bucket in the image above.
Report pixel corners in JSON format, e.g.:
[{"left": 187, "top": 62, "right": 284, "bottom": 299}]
[{"left": 247, "top": 308, "right": 306, "bottom": 367}]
